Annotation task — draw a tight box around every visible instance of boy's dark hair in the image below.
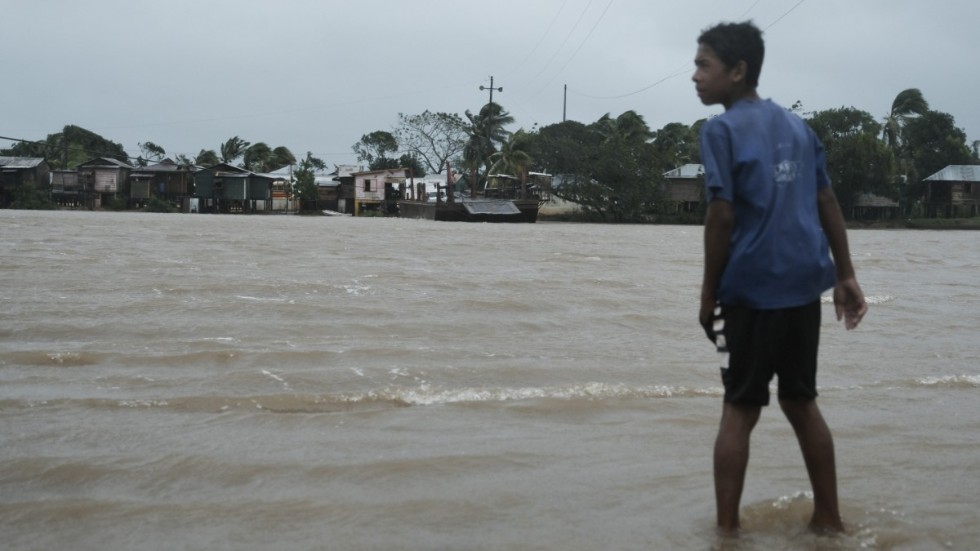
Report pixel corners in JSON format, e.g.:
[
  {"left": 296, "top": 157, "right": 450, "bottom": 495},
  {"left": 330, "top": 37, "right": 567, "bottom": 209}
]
[{"left": 698, "top": 21, "right": 765, "bottom": 89}]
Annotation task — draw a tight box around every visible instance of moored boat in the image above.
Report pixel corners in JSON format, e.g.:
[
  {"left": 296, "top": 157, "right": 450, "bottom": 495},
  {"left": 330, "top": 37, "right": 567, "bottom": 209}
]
[{"left": 397, "top": 170, "right": 551, "bottom": 223}]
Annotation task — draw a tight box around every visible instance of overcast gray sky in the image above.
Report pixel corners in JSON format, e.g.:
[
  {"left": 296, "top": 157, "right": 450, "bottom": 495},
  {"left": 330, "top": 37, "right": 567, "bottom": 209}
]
[{"left": 3, "top": 0, "right": 978, "bottom": 168}]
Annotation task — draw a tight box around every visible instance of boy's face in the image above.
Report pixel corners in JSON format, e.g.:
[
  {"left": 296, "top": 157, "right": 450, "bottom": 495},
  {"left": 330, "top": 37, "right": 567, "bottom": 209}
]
[{"left": 692, "top": 43, "right": 740, "bottom": 108}]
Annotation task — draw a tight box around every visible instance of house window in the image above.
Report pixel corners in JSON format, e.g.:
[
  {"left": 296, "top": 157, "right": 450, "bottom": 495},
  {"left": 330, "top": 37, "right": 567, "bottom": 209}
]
[
  {"left": 965, "top": 183, "right": 972, "bottom": 193},
  {"left": 364, "top": 179, "right": 373, "bottom": 192}
]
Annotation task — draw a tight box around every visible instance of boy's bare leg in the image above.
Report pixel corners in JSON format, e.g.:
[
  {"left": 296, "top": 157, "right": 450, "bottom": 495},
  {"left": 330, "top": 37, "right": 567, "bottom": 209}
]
[
  {"left": 778, "top": 398, "right": 845, "bottom": 533},
  {"left": 714, "top": 402, "right": 761, "bottom": 532}
]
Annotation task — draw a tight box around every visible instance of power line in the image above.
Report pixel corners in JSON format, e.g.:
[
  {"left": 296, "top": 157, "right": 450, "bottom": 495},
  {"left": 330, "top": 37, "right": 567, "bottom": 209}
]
[
  {"left": 567, "top": 0, "right": 808, "bottom": 101},
  {"left": 763, "top": 0, "right": 806, "bottom": 30},
  {"left": 501, "top": 0, "right": 573, "bottom": 78},
  {"left": 526, "top": 0, "right": 615, "bottom": 102},
  {"left": 512, "top": 0, "right": 598, "bottom": 96}
]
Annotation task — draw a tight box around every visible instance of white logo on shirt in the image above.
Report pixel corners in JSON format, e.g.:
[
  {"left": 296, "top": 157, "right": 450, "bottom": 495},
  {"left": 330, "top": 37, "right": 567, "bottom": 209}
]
[{"left": 773, "top": 160, "right": 800, "bottom": 185}]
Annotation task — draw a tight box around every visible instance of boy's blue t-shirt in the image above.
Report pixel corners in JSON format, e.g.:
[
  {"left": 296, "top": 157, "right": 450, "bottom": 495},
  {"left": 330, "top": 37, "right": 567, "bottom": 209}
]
[{"left": 700, "top": 98, "right": 836, "bottom": 309}]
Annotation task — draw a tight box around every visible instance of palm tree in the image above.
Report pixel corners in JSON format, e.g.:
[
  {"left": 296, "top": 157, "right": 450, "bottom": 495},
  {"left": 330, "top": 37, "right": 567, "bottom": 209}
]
[
  {"left": 882, "top": 88, "right": 929, "bottom": 149},
  {"left": 243, "top": 142, "right": 272, "bottom": 172},
  {"left": 488, "top": 129, "right": 533, "bottom": 176},
  {"left": 488, "top": 129, "right": 534, "bottom": 197},
  {"left": 270, "top": 146, "right": 296, "bottom": 171},
  {"left": 220, "top": 136, "right": 250, "bottom": 164},
  {"left": 596, "top": 110, "right": 654, "bottom": 144},
  {"left": 462, "top": 102, "right": 515, "bottom": 192}
]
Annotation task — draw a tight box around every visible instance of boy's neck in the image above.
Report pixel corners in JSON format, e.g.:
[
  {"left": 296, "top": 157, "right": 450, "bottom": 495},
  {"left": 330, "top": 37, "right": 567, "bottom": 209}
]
[{"left": 724, "top": 88, "right": 761, "bottom": 111}]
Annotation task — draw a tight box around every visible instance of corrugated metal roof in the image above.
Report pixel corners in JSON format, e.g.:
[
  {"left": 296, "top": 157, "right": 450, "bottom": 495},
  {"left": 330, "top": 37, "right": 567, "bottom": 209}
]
[
  {"left": 663, "top": 164, "right": 703, "bottom": 179},
  {"left": 78, "top": 157, "right": 133, "bottom": 169},
  {"left": 0, "top": 156, "right": 46, "bottom": 169},
  {"left": 924, "top": 165, "right": 980, "bottom": 182}
]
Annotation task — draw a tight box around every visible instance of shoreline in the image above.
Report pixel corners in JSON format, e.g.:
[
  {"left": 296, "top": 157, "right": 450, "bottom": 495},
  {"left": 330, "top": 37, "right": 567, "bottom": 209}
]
[{"left": 538, "top": 212, "right": 980, "bottom": 229}]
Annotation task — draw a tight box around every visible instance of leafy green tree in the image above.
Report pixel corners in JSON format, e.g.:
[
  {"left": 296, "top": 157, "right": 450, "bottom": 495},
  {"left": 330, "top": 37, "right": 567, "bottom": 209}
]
[
  {"left": 527, "top": 120, "right": 598, "bottom": 178},
  {"left": 1, "top": 125, "right": 127, "bottom": 169},
  {"left": 394, "top": 111, "right": 468, "bottom": 174},
  {"left": 594, "top": 110, "right": 654, "bottom": 144},
  {"left": 352, "top": 131, "right": 399, "bottom": 170},
  {"left": 529, "top": 112, "right": 661, "bottom": 222},
  {"left": 396, "top": 153, "right": 426, "bottom": 178},
  {"left": 590, "top": 134, "right": 662, "bottom": 222},
  {"left": 809, "top": 107, "right": 882, "bottom": 142},
  {"left": 144, "top": 196, "right": 176, "bottom": 213},
  {"left": 293, "top": 152, "right": 326, "bottom": 211},
  {"left": 8, "top": 179, "right": 56, "bottom": 210},
  {"left": 651, "top": 121, "right": 701, "bottom": 168},
  {"left": 242, "top": 143, "right": 294, "bottom": 172},
  {"left": 174, "top": 153, "right": 194, "bottom": 166},
  {"left": 137, "top": 141, "right": 166, "bottom": 166},
  {"left": 902, "top": 110, "right": 975, "bottom": 205},
  {"left": 195, "top": 149, "right": 220, "bottom": 167},
  {"left": 807, "top": 107, "right": 895, "bottom": 217}
]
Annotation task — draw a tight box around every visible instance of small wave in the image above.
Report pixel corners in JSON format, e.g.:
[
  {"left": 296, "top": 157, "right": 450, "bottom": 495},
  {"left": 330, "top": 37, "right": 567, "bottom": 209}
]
[
  {"left": 820, "top": 294, "right": 894, "bottom": 305},
  {"left": 0, "top": 351, "right": 105, "bottom": 367},
  {"left": 913, "top": 374, "right": 980, "bottom": 388},
  {"left": 365, "top": 382, "right": 723, "bottom": 407},
  {"left": 0, "top": 383, "right": 724, "bottom": 414},
  {"left": 234, "top": 295, "right": 292, "bottom": 303}
]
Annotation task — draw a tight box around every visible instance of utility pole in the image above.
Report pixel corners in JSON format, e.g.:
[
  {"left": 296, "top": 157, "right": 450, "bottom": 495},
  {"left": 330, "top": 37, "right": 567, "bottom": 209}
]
[
  {"left": 477, "top": 76, "right": 504, "bottom": 196},
  {"left": 480, "top": 76, "right": 502, "bottom": 108},
  {"left": 563, "top": 84, "right": 567, "bottom": 122}
]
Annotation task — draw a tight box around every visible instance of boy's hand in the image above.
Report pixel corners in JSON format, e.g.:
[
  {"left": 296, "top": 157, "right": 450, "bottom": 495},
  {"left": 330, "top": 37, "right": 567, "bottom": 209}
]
[
  {"left": 834, "top": 277, "right": 867, "bottom": 330},
  {"left": 700, "top": 297, "right": 719, "bottom": 343}
]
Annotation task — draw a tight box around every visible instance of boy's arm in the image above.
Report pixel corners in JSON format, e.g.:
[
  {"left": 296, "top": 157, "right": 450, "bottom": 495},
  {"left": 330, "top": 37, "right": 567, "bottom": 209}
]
[
  {"left": 701, "top": 198, "right": 734, "bottom": 333},
  {"left": 817, "top": 187, "right": 868, "bottom": 329}
]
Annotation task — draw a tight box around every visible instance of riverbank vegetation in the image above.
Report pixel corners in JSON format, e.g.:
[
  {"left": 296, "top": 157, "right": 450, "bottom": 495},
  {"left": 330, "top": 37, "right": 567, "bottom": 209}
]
[{"left": 4, "top": 89, "right": 978, "bottom": 223}]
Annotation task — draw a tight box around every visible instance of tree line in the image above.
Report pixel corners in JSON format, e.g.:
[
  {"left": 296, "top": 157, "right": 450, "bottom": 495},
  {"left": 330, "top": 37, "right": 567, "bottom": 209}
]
[
  {"left": 354, "top": 88, "right": 979, "bottom": 221},
  {"left": 5, "top": 88, "right": 977, "bottom": 219},
  {"left": 2, "top": 128, "right": 301, "bottom": 174}
]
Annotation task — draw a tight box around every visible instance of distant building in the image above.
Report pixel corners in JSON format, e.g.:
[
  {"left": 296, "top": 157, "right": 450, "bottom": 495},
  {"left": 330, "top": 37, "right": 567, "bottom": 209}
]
[
  {"left": 331, "top": 164, "right": 363, "bottom": 214},
  {"left": 350, "top": 167, "right": 408, "bottom": 216},
  {"left": 129, "top": 159, "right": 195, "bottom": 207},
  {"left": 662, "top": 163, "right": 704, "bottom": 213},
  {"left": 852, "top": 192, "right": 900, "bottom": 220},
  {"left": 0, "top": 156, "right": 50, "bottom": 207},
  {"left": 924, "top": 165, "right": 980, "bottom": 217},
  {"left": 50, "top": 170, "right": 82, "bottom": 207},
  {"left": 77, "top": 157, "right": 132, "bottom": 209},
  {"left": 193, "top": 163, "right": 277, "bottom": 214}
]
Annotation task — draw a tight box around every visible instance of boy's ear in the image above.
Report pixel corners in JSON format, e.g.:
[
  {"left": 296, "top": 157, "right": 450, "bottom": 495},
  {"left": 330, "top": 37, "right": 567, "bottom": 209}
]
[{"left": 730, "top": 60, "right": 748, "bottom": 84}]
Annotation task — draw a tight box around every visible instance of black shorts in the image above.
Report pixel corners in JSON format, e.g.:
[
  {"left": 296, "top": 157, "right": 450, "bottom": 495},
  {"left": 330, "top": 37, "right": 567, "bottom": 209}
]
[{"left": 715, "top": 300, "right": 821, "bottom": 406}]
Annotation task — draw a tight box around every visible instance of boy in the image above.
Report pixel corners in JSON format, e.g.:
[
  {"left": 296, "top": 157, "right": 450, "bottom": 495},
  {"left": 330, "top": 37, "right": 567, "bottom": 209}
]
[{"left": 693, "top": 21, "right": 867, "bottom": 534}]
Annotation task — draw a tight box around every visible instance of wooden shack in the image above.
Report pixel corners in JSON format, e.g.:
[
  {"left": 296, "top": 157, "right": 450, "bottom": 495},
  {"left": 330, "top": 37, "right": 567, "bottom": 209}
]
[
  {"left": 77, "top": 157, "right": 132, "bottom": 209},
  {"left": 351, "top": 167, "right": 408, "bottom": 216},
  {"left": 129, "top": 159, "right": 195, "bottom": 207},
  {"left": 193, "top": 163, "right": 276, "bottom": 213},
  {"left": 662, "top": 163, "right": 704, "bottom": 213},
  {"left": 0, "top": 156, "right": 50, "bottom": 207},
  {"left": 924, "top": 165, "right": 980, "bottom": 217}
]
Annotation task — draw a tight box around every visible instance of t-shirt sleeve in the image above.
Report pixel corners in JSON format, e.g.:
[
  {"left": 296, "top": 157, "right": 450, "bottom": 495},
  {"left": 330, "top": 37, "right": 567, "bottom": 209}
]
[{"left": 699, "top": 120, "right": 734, "bottom": 202}]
